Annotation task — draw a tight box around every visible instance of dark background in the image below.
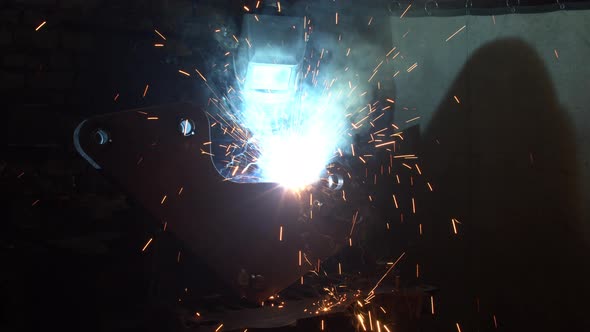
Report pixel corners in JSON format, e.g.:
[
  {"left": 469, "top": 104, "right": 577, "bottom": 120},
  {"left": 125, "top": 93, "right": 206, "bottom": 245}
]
[{"left": 2, "top": 1, "right": 590, "bottom": 331}]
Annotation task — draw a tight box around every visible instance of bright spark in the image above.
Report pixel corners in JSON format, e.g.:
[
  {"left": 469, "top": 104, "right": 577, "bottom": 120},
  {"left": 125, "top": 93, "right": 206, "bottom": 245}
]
[{"left": 35, "top": 21, "right": 46, "bottom": 31}]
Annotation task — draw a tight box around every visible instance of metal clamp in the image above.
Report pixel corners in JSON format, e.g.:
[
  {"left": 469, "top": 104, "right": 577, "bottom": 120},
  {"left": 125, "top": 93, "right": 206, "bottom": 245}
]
[
  {"left": 388, "top": 1, "right": 402, "bottom": 14},
  {"left": 506, "top": 0, "right": 520, "bottom": 13},
  {"left": 425, "top": 0, "right": 439, "bottom": 16},
  {"left": 556, "top": 0, "right": 565, "bottom": 10}
]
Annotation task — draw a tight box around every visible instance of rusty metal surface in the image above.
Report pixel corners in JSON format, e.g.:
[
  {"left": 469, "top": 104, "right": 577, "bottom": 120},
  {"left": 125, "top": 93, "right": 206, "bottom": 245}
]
[{"left": 73, "top": 102, "right": 349, "bottom": 303}]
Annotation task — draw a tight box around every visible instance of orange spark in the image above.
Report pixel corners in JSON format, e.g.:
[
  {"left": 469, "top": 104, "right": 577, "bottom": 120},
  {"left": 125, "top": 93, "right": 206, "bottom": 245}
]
[
  {"left": 154, "top": 43, "right": 164, "bottom": 47},
  {"left": 375, "top": 140, "right": 396, "bottom": 148},
  {"left": 215, "top": 323, "right": 223, "bottom": 332},
  {"left": 456, "top": 323, "right": 462, "bottom": 332},
  {"left": 154, "top": 29, "right": 166, "bottom": 40},
  {"left": 178, "top": 70, "right": 190, "bottom": 76},
  {"left": 35, "top": 21, "right": 46, "bottom": 31},
  {"left": 367, "top": 252, "right": 405, "bottom": 297},
  {"left": 142, "top": 238, "right": 153, "bottom": 252},
  {"left": 231, "top": 166, "right": 239, "bottom": 177},
  {"left": 161, "top": 195, "right": 167, "bottom": 204},
  {"left": 431, "top": 296, "right": 435, "bottom": 314},
  {"left": 368, "top": 70, "right": 378, "bottom": 82},
  {"left": 142, "top": 84, "right": 149, "bottom": 98},
  {"left": 279, "top": 226, "right": 283, "bottom": 241},
  {"left": 446, "top": 25, "right": 466, "bottom": 42},
  {"left": 195, "top": 69, "right": 207, "bottom": 82},
  {"left": 357, "top": 314, "right": 367, "bottom": 331},
  {"left": 400, "top": 4, "right": 412, "bottom": 18},
  {"left": 427, "top": 182, "right": 434, "bottom": 191},
  {"left": 454, "top": 95, "right": 461, "bottom": 104}
]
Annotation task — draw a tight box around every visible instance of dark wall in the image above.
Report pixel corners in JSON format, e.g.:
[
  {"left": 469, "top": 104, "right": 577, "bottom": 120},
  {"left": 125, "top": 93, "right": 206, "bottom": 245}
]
[
  {"left": 0, "top": 1, "right": 222, "bottom": 331},
  {"left": 417, "top": 38, "right": 589, "bottom": 331},
  {"left": 2, "top": 1, "right": 589, "bottom": 332}
]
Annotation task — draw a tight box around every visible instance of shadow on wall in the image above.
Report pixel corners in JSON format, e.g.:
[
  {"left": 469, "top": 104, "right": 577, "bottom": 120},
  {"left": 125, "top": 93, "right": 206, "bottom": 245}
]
[{"left": 418, "top": 38, "right": 588, "bottom": 331}]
